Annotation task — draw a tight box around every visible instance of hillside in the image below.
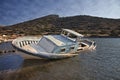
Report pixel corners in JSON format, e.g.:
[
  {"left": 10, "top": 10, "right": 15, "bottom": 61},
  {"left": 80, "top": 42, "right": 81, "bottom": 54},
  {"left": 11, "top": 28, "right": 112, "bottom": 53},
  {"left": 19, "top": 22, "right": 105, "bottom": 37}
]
[{"left": 1, "top": 14, "right": 120, "bottom": 37}]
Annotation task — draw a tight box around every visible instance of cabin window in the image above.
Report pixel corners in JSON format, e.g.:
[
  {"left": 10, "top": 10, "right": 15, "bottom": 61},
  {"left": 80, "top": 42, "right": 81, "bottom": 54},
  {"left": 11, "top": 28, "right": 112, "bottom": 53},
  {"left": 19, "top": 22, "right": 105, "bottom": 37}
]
[
  {"left": 70, "top": 46, "right": 74, "bottom": 50},
  {"left": 70, "top": 46, "right": 74, "bottom": 51},
  {"left": 64, "top": 32, "right": 67, "bottom": 36},
  {"left": 60, "top": 48, "right": 66, "bottom": 53},
  {"left": 62, "top": 31, "right": 67, "bottom": 36},
  {"left": 79, "top": 43, "right": 86, "bottom": 47},
  {"left": 68, "top": 33, "right": 77, "bottom": 38},
  {"left": 81, "top": 43, "right": 86, "bottom": 47}
]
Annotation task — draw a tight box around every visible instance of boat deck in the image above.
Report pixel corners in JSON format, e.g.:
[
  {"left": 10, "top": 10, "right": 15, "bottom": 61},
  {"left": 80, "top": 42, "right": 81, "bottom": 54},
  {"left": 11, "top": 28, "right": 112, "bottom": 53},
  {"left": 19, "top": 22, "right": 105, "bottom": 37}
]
[{"left": 49, "top": 35, "right": 76, "bottom": 46}]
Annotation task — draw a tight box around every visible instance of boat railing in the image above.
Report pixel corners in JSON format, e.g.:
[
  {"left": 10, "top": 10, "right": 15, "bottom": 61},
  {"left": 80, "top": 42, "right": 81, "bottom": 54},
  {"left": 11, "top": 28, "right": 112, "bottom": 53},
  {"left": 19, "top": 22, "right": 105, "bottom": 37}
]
[
  {"left": 12, "top": 36, "right": 40, "bottom": 48},
  {"left": 80, "top": 39, "right": 96, "bottom": 49}
]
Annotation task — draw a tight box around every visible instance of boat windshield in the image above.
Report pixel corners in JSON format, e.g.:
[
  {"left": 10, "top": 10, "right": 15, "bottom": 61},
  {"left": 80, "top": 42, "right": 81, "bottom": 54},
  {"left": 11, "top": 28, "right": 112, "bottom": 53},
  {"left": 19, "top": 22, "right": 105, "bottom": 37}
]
[
  {"left": 61, "top": 31, "right": 77, "bottom": 41},
  {"left": 61, "top": 29, "right": 83, "bottom": 42},
  {"left": 67, "top": 33, "right": 77, "bottom": 38}
]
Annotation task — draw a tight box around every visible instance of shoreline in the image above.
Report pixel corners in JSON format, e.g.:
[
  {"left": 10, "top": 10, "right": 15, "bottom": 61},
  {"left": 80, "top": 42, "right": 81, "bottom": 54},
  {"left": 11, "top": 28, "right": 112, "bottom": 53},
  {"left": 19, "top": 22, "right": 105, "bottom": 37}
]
[{"left": 0, "top": 35, "right": 120, "bottom": 44}]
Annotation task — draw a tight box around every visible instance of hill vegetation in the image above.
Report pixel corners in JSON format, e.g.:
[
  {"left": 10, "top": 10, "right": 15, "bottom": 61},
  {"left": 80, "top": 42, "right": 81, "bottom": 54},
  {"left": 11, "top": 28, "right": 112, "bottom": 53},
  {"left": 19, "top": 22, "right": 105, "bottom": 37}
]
[{"left": 0, "top": 14, "right": 120, "bottom": 37}]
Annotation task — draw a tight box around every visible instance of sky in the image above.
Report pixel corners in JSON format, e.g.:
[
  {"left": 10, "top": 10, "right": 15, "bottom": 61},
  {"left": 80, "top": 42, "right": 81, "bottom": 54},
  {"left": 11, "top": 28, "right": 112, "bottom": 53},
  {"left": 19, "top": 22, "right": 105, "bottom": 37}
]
[{"left": 0, "top": 0, "right": 120, "bottom": 26}]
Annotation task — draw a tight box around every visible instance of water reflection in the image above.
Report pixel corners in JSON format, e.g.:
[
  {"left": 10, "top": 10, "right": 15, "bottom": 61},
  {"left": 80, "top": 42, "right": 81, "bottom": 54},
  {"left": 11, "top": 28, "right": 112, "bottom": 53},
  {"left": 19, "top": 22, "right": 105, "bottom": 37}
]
[
  {"left": 22, "top": 59, "right": 56, "bottom": 69},
  {"left": 0, "top": 54, "right": 23, "bottom": 71}
]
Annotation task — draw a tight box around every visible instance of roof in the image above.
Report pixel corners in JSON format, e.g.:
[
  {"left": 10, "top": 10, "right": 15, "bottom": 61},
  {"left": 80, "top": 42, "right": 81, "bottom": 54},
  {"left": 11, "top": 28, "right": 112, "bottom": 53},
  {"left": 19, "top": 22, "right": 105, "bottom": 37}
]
[
  {"left": 45, "top": 35, "right": 65, "bottom": 46},
  {"left": 62, "top": 29, "right": 84, "bottom": 37}
]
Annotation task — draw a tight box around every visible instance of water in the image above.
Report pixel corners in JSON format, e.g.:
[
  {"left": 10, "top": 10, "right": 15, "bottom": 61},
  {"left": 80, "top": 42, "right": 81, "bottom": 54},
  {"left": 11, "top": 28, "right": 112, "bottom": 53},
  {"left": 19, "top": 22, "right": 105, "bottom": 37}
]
[
  {"left": 79, "top": 38, "right": 120, "bottom": 80},
  {"left": 0, "top": 54, "right": 23, "bottom": 71},
  {"left": 0, "top": 41, "right": 15, "bottom": 51},
  {"left": 0, "top": 38, "right": 120, "bottom": 80}
]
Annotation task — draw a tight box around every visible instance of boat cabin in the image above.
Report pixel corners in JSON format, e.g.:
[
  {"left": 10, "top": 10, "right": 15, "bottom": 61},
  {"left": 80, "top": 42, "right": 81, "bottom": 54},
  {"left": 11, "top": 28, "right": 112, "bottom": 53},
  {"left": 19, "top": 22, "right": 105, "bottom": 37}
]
[{"left": 35, "top": 29, "right": 84, "bottom": 54}]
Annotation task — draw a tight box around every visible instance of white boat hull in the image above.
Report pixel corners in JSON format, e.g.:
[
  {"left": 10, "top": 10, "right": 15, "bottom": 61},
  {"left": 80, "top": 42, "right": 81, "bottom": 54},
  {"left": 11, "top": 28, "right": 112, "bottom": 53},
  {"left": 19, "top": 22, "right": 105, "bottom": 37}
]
[
  {"left": 12, "top": 36, "right": 78, "bottom": 59},
  {"left": 12, "top": 34, "right": 96, "bottom": 59}
]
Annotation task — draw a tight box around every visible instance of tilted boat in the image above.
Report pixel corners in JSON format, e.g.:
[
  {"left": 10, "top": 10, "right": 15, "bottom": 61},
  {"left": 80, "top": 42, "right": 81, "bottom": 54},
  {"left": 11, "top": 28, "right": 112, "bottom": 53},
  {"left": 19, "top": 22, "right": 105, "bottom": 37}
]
[{"left": 12, "top": 29, "right": 96, "bottom": 59}]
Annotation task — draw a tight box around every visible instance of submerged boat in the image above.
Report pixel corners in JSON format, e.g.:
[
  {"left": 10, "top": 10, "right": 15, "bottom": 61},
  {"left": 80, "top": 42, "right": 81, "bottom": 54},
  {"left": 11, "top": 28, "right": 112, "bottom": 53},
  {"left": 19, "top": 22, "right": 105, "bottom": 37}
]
[{"left": 12, "top": 29, "right": 96, "bottom": 59}]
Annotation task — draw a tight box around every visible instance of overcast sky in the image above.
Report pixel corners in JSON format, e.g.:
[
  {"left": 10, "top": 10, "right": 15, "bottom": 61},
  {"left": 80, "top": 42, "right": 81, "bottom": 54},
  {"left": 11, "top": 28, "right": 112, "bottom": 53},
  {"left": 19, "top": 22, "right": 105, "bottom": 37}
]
[{"left": 0, "top": 0, "right": 120, "bottom": 25}]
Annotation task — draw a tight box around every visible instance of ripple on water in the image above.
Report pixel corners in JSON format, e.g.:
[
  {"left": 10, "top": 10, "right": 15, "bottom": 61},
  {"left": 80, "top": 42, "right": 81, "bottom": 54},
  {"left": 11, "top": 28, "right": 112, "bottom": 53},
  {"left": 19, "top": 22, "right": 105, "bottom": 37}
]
[{"left": 0, "top": 54, "right": 24, "bottom": 71}]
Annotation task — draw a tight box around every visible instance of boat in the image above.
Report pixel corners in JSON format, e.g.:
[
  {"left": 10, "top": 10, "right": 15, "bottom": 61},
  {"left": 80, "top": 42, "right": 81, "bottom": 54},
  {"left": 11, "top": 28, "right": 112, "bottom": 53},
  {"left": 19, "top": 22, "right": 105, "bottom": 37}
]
[{"left": 12, "top": 29, "right": 96, "bottom": 59}]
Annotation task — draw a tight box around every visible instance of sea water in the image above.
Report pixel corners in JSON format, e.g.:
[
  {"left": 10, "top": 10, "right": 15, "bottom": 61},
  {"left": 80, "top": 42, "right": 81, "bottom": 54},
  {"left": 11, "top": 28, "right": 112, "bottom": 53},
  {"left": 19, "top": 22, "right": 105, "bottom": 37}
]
[{"left": 0, "top": 38, "right": 120, "bottom": 80}]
